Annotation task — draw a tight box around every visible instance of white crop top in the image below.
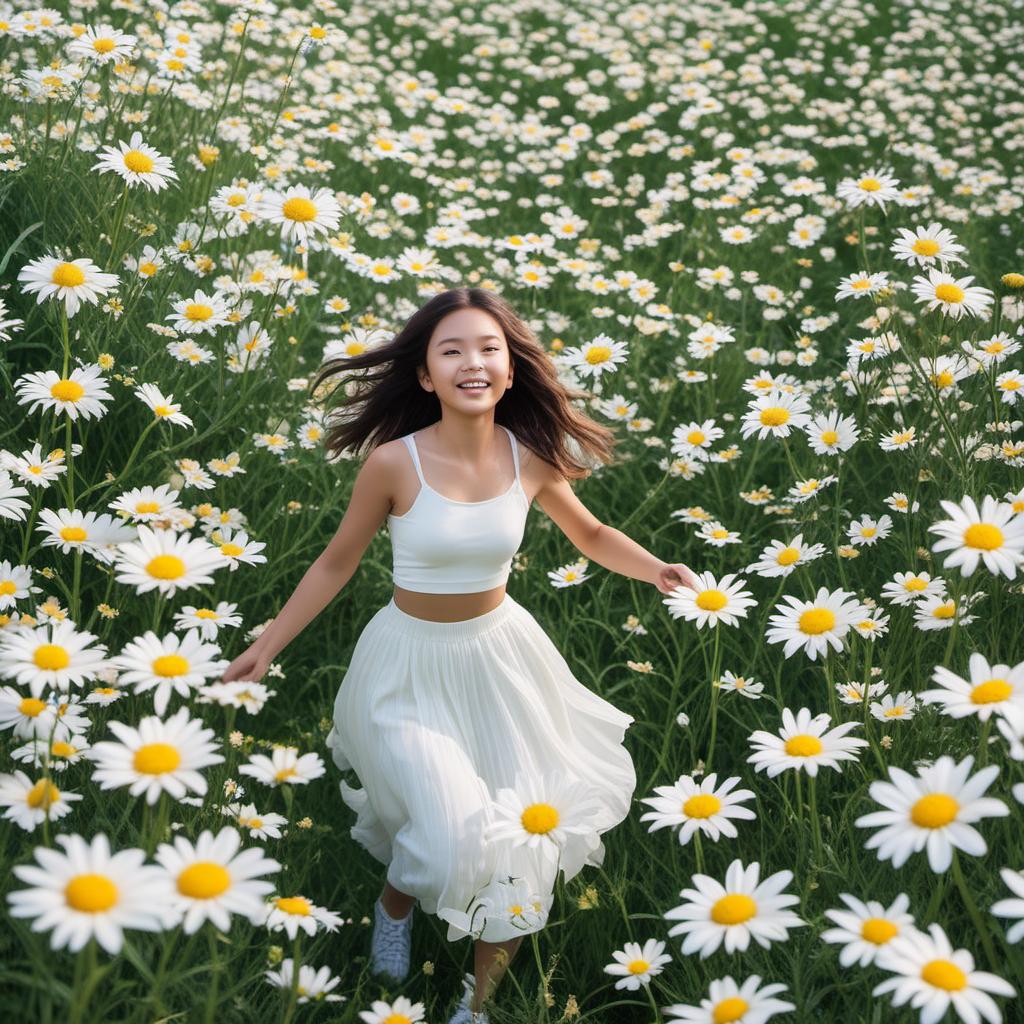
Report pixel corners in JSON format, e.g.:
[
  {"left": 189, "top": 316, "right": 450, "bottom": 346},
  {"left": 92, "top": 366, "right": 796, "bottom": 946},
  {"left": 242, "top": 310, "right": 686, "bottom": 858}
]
[{"left": 387, "top": 425, "right": 531, "bottom": 594}]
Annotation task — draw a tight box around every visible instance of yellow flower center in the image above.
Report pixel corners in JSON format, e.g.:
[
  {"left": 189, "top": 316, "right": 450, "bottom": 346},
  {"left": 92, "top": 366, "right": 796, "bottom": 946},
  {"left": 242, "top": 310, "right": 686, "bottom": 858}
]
[
  {"left": 861, "top": 917, "right": 898, "bottom": 944},
  {"left": 820, "top": 430, "right": 839, "bottom": 445},
  {"left": 921, "top": 959, "right": 967, "bottom": 991},
  {"left": 904, "top": 577, "right": 928, "bottom": 591},
  {"left": 911, "top": 793, "right": 959, "bottom": 828},
  {"left": 784, "top": 734, "right": 823, "bottom": 757},
  {"left": 27, "top": 779, "right": 61, "bottom": 808},
  {"left": 710, "top": 894, "right": 757, "bottom": 925},
  {"left": 912, "top": 238, "right": 941, "bottom": 256},
  {"left": 52, "top": 262, "right": 86, "bottom": 287},
  {"left": 133, "top": 742, "right": 182, "bottom": 774},
  {"left": 275, "top": 767, "right": 299, "bottom": 782},
  {"left": 696, "top": 589, "right": 728, "bottom": 611},
  {"left": 932, "top": 601, "right": 956, "bottom": 619},
  {"left": 687, "top": 430, "right": 706, "bottom": 445},
  {"left": 282, "top": 197, "right": 317, "bottom": 222},
  {"left": 92, "top": 38, "right": 116, "bottom": 54},
  {"left": 123, "top": 150, "right": 154, "bottom": 173},
  {"left": 146, "top": 554, "right": 186, "bottom": 579},
  {"left": 52, "top": 379, "right": 85, "bottom": 402},
  {"left": 776, "top": 547, "right": 800, "bottom": 566},
  {"left": 52, "top": 740, "right": 77, "bottom": 757},
  {"left": 139, "top": 261, "right": 157, "bottom": 276},
  {"left": 963, "top": 523, "right": 1003, "bottom": 550},
  {"left": 683, "top": 794, "right": 722, "bottom": 818},
  {"left": 799, "top": 608, "right": 836, "bottom": 635},
  {"left": 627, "top": 958, "right": 650, "bottom": 974},
  {"left": 184, "top": 303, "right": 212, "bottom": 321},
  {"left": 31, "top": 642, "right": 69, "bottom": 671},
  {"left": 381, "top": 1016, "right": 413, "bottom": 1024},
  {"left": 713, "top": 998, "right": 750, "bottom": 1024},
  {"left": 65, "top": 873, "right": 118, "bottom": 912},
  {"left": 586, "top": 345, "right": 612, "bottom": 365},
  {"left": 521, "top": 802, "right": 559, "bottom": 834},
  {"left": 275, "top": 896, "right": 311, "bottom": 915},
  {"left": 934, "top": 283, "right": 965, "bottom": 304},
  {"left": 177, "top": 862, "right": 231, "bottom": 899},
  {"left": 759, "top": 407, "right": 789, "bottom": 426},
  {"left": 883, "top": 706, "right": 905, "bottom": 717},
  {"left": 970, "top": 679, "right": 1011, "bottom": 704},
  {"left": 858, "top": 177, "right": 881, "bottom": 191}
]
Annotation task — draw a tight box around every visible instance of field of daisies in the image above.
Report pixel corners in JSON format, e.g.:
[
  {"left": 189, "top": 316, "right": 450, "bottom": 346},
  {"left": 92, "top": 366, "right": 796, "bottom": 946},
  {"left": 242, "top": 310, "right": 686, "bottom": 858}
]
[{"left": 2, "top": 0, "right": 1024, "bottom": 1021}]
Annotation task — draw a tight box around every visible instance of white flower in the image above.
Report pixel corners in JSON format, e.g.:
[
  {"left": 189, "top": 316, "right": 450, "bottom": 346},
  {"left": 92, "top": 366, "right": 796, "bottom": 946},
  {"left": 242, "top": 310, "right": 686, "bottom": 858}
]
[
  {"left": 0, "top": 769, "right": 83, "bottom": 831},
  {"left": 265, "top": 959, "right": 346, "bottom": 1004},
  {"left": 663, "top": 571, "right": 757, "bottom": 629},
  {"left": 836, "top": 168, "right": 900, "bottom": 209},
  {"left": 871, "top": 691, "right": 917, "bottom": 722},
  {"left": 765, "top": 587, "right": 868, "bottom": 661},
  {"left": 603, "top": 937, "right": 672, "bottom": 991},
  {"left": 639, "top": 773, "right": 756, "bottom": 844},
  {"left": 891, "top": 223, "right": 967, "bottom": 268},
  {"left": 238, "top": 746, "right": 326, "bottom": 788},
  {"left": 991, "top": 868, "right": 1024, "bottom": 944},
  {"left": 928, "top": 495, "right": 1024, "bottom": 578},
  {"left": 663, "top": 974, "right": 795, "bottom": 1023},
  {"left": 920, "top": 653, "right": 1024, "bottom": 729},
  {"left": 17, "top": 253, "right": 119, "bottom": 318},
  {"left": 747, "top": 708, "right": 868, "bottom": 778},
  {"left": 260, "top": 894, "right": 345, "bottom": 939},
  {"left": 821, "top": 892, "right": 916, "bottom": 967},
  {"left": 910, "top": 269, "right": 994, "bottom": 320},
  {"left": 739, "top": 390, "right": 812, "bottom": 440}
]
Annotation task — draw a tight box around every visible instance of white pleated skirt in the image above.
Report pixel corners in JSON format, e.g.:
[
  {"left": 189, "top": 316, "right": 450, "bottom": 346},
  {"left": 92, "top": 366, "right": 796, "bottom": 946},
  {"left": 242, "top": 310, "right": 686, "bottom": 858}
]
[{"left": 325, "top": 593, "right": 636, "bottom": 943}]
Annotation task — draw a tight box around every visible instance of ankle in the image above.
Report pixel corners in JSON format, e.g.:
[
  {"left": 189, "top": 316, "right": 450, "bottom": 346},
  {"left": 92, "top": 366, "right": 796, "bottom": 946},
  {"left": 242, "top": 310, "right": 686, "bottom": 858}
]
[{"left": 377, "top": 893, "right": 413, "bottom": 923}]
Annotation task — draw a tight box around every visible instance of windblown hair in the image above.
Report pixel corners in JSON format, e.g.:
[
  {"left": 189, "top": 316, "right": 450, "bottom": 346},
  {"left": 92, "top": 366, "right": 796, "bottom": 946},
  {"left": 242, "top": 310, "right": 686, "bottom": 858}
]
[{"left": 309, "top": 287, "right": 617, "bottom": 480}]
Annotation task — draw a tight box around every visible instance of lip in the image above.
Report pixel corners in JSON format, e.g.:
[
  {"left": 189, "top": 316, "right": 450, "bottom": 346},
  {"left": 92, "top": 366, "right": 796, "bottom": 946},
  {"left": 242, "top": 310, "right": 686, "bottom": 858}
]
[{"left": 457, "top": 381, "right": 490, "bottom": 389}]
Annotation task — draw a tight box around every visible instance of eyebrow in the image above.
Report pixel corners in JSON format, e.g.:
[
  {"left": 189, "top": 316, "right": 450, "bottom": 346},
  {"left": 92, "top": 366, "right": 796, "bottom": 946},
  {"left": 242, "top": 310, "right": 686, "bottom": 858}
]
[{"left": 435, "top": 334, "right": 502, "bottom": 345}]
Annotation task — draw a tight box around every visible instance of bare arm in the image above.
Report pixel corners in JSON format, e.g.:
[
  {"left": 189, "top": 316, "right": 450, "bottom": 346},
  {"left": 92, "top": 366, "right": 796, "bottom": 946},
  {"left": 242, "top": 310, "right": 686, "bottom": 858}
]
[{"left": 248, "top": 445, "right": 395, "bottom": 662}]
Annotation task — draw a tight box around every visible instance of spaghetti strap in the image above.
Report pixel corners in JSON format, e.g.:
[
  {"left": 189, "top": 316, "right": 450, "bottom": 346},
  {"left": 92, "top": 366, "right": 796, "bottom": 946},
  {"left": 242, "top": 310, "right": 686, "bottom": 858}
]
[
  {"left": 500, "top": 424, "right": 521, "bottom": 484},
  {"left": 403, "top": 434, "right": 427, "bottom": 487}
]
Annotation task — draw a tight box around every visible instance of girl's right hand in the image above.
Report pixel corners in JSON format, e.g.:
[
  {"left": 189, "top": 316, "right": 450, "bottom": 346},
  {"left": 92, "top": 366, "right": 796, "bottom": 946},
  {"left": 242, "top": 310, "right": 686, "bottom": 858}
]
[{"left": 222, "top": 645, "right": 272, "bottom": 684}]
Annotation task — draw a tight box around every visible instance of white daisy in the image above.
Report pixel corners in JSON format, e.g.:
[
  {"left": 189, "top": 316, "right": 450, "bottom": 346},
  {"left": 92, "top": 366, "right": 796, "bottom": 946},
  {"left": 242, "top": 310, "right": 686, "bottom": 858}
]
[
  {"left": 672, "top": 419, "right": 725, "bottom": 461},
  {"left": 821, "top": 892, "right": 916, "bottom": 967},
  {"left": 746, "top": 534, "right": 826, "bottom": 578},
  {"left": 14, "top": 365, "right": 114, "bottom": 422},
  {"left": 836, "top": 680, "right": 888, "bottom": 705},
  {"left": 836, "top": 168, "right": 900, "bottom": 208},
  {"left": 0, "top": 620, "right": 109, "bottom": 698},
  {"left": 696, "top": 521, "right": 742, "bottom": 547},
  {"left": 855, "top": 755, "right": 1009, "bottom": 872},
  {"left": 87, "top": 706, "right": 224, "bottom": 806},
  {"left": 256, "top": 185, "right": 344, "bottom": 248},
  {"left": 154, "top": 826, "right": 281, "bottom": 934},
  {"left": 787, "top": 474, "right": 838, "bottom": 503},
  {"left": 663, "top": 571, "right": 757, "bottom": 629},
  {"left": 991, "top": 868, "right": 1024, "bottom": 944},
  {"left": 10, "top": 733, "right": 91, "bottom": 773},
  {"left": 885, "top": 492, "right": 921, "bottom": 515},
  {"left": 880, "top": 571, "right": 945, "bottom": 606},
  {"left": 238, "top": 745, "right": 326, "bottom": 788},
  {"left": 847, "top": 513, "right": 893, "bottom": 547},
  {"left": 0, "top": 686, "right": 90, "bottom": 739},
  {"left": 835, "top": 270, "right": 891, "bottom": 301},
  {"left": 663, "top": 858, "right": 804, "bottom": 958},
  {"left": 928, "top": 495, "right": 1024, "bottom": 579},
  {"left": 803, "top": 411, "right": 860, "bottom": 455},
  {"left": 221, "top": 801, "right": 288, "bottom": 841},
  {"left": 603, "top": 938, "right": 672, "bottom": 991},
  {"left": 260, "top": 894, "right": 345, "bottom": 939},
  {"left": 639, "top": 772, "right": 756, "bottom": 845},
  {"left": 0, "top": 769, "right": 83, "bottom": 831},
  {"left": 17, "top": 254, "right": 119, "bottom": 318},
  {"left": 873, "top": 922, "right": 1016, "bottom": 1024},
  {"left": 66, "top": 24, "right": 137, "bottom": 65},
  {"left": 716, "top": 671, "right": 765, "bottom": 699},
  {"left": 747, "top": 708, "right": 868, "bottom": 778},
  {"left": 663, "top": 974, "right": 796, "bottom": 1023},
  {"left": 357, "top": 997, "right": 426, "bottom": 1024},
  {"left": 765, "top": 587, "right": 868, "bottom": 661},
  {"left": 911, "top": 269, "right": 995, "bottom": 320},
  {"left": 113, "top": 523, "right": 226, "bottom": 598},
  {"left": 919, "top": 653, "right": 1024, "bottom": 728},
  {"left": 739, "top": 390, "right": 812, "bottom": 441},
  {"left": 871, "top": 691, "right": 917, "bottom": 722},
  {"left": 913, "top": 593, "right": 979, "bottom": 632},
  {"left": 265, "top": 959, "right": 346, "bottom": 1005},
  {"left": 891, "top": 223, "right": 967, "bottom": 268},
  {"left": 165, "top": 289, "right": 233, "bottom": 336},
  {"left": 91, "top": 131, "right": 178, "bottom": 192}
]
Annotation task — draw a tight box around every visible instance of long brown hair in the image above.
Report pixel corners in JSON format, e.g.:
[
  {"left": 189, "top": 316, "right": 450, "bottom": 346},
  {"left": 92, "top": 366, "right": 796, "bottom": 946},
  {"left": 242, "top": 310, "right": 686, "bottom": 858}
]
[{"left": 309, "top": 287, "right": 617, "bottom": 480}]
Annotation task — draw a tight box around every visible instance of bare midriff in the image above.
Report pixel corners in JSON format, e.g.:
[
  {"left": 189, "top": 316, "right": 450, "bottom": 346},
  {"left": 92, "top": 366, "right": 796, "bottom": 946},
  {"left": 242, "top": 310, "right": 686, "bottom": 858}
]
[{"left": 392, "top": 584, "right": 507, "bottom": 622}]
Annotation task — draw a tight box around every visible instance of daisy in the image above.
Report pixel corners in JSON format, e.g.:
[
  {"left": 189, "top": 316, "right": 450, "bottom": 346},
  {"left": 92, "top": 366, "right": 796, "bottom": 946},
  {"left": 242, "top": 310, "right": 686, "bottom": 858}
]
[
  {"left": 740, "top": 390, "right": 812, "bottom": 440},
  {"left": 221, "top": 801, "right": 288, "bottom": 841},
  {"left": 357, "top": 997, "right": 426, "bottom": 1024},
  {"left": 154, "top": 826, "right": 281, "bottom": 934},
  {"left": 835, "top": 270, "right": 890, "bottom": 301},
  {"left": 265, "top": 959, "right": 346, "bottom": 1005},
  {"left": 885, "top": 491, "right": 921, "bottom": 514},
  {"left": 134, "top": 383, "right": 193, "bottom": 429},
  {"left": 914, "top": 593, "right": 978, "bottom": 632},
  {"left": 836, "top": 680, "right": 888, "bottom": 705},
  {"left": 663, "top": 974, "right": 796, "bottom": 1023},
  {"left": 821, "top": 892, "right": 916, "bottom": 968},
  {"left": 911, "top": 269, "right": 995, "bottom": 320},
  {"left": 871, "top": 692, "right": 917, "bottom": 722},
  {"left": 996, "top": 370, "right": 1024, "bottom": 404},
  {"left": 34, "top": 507, "right": 135, "bottom": 562},
  {"left": 697, "top": 521, "right": 742, "bottom": 547},
  {"left": 920, "top": 354, "right": 972, "bottom": 394},
  {"left": 108, "top": 627, "right": 227, "bottom": 716},
  {"left": 847, "top": 513, "right": 893, "bottom": 547},
  {"left": 919, "top": 653, "right": 1024, "bottom": 728},
  {"left": 603, "top": 938, "right": 672, "bottom": 991},
  {"left": 836, "top": 168, "right": 900, "bottom": 208},
  {"left": 803, "top": 411, "right": 860, "bottom": 455},
  {"left": 928, "top": 495, "right": 1024, "bottom": 578},
  {"left": 873, "top": 922, "right": 1016, "bottom": 1023},
  {"left": 672, "top": 419, "right": 725, "bottom": 460},
  {"left": 716, "top": 671, "right": 765, "bottom": 699},
  {"left": 562, "top": 334, "right": 630, "bottom": 380},
  {"left": 0, "top": 769, "right": 83, "bottom": 831},
  {"left": 0, "top": 688, "right": 91, "bottom": 740},
  {"left": 165, "top": 289, "right": 233, "bottom": 335},
  {"left": 663, "top": 571, "right": 757, "bottom": 629},
  {"left": 13, "top": 839, "right": 162, "bottom": 956},
  {"left": 10, "top": 733, "right": 91, "bottom": 773},
  {"left": 878, "top": 425, "right": 919, "bottom": 451},
  {"left": 17, "top": 254, "right": 119, "bottom": 319},
  {"left": 91, "top": 131, "right": 178, "bottom": 193},
  {"left": 891, "top": 223, "right": 967, "bottom": 268},
  {"left": 881, "top": 571, "right": 943, "bottom": 607},
  {"left": 256, "top": 185, "right": 344, "bottom": 248},
  {"left": 548, "top": 559, "right": 591, "bottom": 587},
  {"left": 66, "top": 24, "right": 137, "bottom": 65},
  {"left": 855, "top": 755, "right": 1009, "bottom": 872},
  {"left": 663, "top": 858, "right": 804, "bottom": 958},
  {"left": 746, "top": 534, "right": 826, "bottom": 577},
  {"left": 747, "top": 708, "right": 868, "bottom": 778},
  {"left": 639, "top": 773, "right": 756, "bottom": 845},
  {"left": 485, "top": 771, "right": 607, "bottom": 869},
  {"left": 197, "top": 680, "right": 274, "bottom": 715},
  {"left": 852, "top": 609, "right": 890, "bottom": 640},
  {"left": 765, "top": 587, "right": 868, "bottom": 661},
  {"left": 87, "top": 706, "right": 224, "bottom": 806},
  {"left": 787, "top": 474, "right": 838, "bottom": 503},
  {"left": 238, "top": 745, "right": 326, "bottom": 788},
  {"left": 113, "top": 523, "right": 227, "bottom": 598},
  {"left": 0, "top": 620, "right": 109, "bottom": 698},
  {"left": 14, "top": 365, "right": 114, "bottom": 422},
  {"left": 260, "top": 894, "right": 344, "bottom": 939},
  {"left": 991, "top": 868, "right": 1024, "bottom": 944}
]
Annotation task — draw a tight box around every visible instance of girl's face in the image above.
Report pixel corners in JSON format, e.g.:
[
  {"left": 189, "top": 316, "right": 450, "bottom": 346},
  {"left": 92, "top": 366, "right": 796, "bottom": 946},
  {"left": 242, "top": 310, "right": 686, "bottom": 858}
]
[{"left": 419, "top": 307, "right": 513, "bottom": 412}]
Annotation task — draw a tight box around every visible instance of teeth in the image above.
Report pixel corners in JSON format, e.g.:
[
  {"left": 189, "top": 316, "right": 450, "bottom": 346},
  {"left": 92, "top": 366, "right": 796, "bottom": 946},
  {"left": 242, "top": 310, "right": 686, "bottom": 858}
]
[{"left": 459, "top": 383, "right": 488, "bottom": 388}]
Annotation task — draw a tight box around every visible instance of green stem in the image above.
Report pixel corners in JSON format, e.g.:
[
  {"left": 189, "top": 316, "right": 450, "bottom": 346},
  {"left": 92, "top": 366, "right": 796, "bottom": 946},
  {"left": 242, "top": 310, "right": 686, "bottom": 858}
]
[
  {"left": 705, "top": 625, "right": 723, "bottom": 772},
  {"left": 204, "top": 927, "right": 221, "bottom": 1024},
  {"left": 951, "top": 851, "right": 998, "bottom": 969},
  {"left": 808, "top": 773, "right": 824, "bottom": 868},
  {"left": 282, "top": 933, "right": 302, "bottom": 1024}
]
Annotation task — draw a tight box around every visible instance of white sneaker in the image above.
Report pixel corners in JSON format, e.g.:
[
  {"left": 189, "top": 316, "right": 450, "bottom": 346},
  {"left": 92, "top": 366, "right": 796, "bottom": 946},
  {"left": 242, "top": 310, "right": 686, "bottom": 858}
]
[
  {"left": 369, "top": 895, "right": 414, "bottom": 981},
  {"left": 447, "top": 972, "right": 491, "bottom": 1024}
]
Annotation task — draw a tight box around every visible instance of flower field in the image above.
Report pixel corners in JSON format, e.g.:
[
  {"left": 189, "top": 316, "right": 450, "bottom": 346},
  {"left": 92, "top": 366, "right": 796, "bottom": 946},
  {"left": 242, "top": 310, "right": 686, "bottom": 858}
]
[{"left": 2, "top": 0, "right": 1024, "bottom": 1022}]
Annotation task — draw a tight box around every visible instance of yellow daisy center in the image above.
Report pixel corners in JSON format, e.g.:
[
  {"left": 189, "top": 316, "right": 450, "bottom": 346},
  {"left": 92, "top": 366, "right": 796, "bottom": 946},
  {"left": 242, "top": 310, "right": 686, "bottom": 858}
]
[
  {"left": 92, "top": 38, "right": 116, "bottom": 54},
  {"left": 713, "top": 998, "right": 750, "bottom": 1024},
  {"left": 683, "top": 794, "right": 722, "bottom": 818},
  {"left": 861, "top": 917, "right": 898, "bottom": 944},
  {"left": 921, "top": 959, "right": 967, "bottom": 991},
  {"left": 687, "top": 430, "right": 706, "bottom": 445},
  {"left": 52, "top": 262, "right": 86, "bottom": 287},
  {"left": 710, "top": 894, "right": 757, "bottom": 925},
  {"left": 152, "top": 654, "right": 189, "bottom": 677},
  {"left": 51, "top": 740, "right": 77, "bottom": 757},
  {"left": 858, "top": 177, "right": 881, "bottom": 191},
  {"left": 282, "top": 197, "right": 317, "bottom": 222},
  {"left": 133, "top": 742, "right": 182, "bottom": 774},
  {"left": 912, "top": 239, "right": 940, "bottom": 256},
  {"left": 911, "top": 793, "right": 959, "bottom": 828},
  {"left": 963, "top": 523, "right": 1003, "bottom": 550},
  {"left": 776, "top": 547, "right": 800, "bottom": 566},
  {"left": 932, "top": 601, "right": 956, "bottom": 619},
  {"left": 33, "top": 644, "right": 70, "bottom": 670},
  {"left": 26, "top": 779, "right": 61, "bottom": 808},
  {"left": 784, "top": 734, "right": 823, "bottom": 757},
  {"left": 759, "top": 407, "right": 789, "bottom": 426},
  {"left": 934, "top": 283, "right": 965, "bottom": 304},
  {"left": 799, "top": 608, "right": 836, "bottom": 634},
  {"left": 627, "top": 958, "right": 650, "bottom": 974},
  {"left": 65, "top": 873, "right": 118, "bottom": 912},
  {"left": 696, "top": 589, "right": 728, "bottom": 611},
  {"left": 184, "top": 303, "right": 212, "bottom": 321},
  {"left": 904, "top": 577, "right": 928, "bottom": 591},
  {"left": 820, "top": 430, "right": 839, "bottom": 445},
  {"left": 275, "top": 896, "right": 312, "bottom": 915},
  {"left": 52, "top": 379, "right": 85, "bottom": 402},
  {"left": 177, "top": 862, "right": 231, "bottom": 899},
  {"left": 146, "top": 554, "right": 186, "bottom": 580},
  {"left": 970, "top": 679, "right": 1011, "bottom": 704},
  {"left": 521, "top": 802, "right": 559, "bottom": 834},
  {"left": 586, "top": 345, "right": 612, "bottom": 365},
  {"left": 123, "top": 150, "right": 154, "bottom": 173}
]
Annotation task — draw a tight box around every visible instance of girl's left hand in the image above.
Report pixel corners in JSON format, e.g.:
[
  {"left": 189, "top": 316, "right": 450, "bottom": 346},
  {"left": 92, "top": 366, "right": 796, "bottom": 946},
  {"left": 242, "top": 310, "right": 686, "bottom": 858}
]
[{"left": 654, "top": 562, "right": 699, "bottom": 595}]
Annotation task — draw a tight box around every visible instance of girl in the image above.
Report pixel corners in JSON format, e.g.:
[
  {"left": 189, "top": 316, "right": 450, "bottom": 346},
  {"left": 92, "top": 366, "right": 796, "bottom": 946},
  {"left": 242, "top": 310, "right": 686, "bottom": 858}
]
[{"left": 224, "top": 287, "right": 696, "bottom": 1023}]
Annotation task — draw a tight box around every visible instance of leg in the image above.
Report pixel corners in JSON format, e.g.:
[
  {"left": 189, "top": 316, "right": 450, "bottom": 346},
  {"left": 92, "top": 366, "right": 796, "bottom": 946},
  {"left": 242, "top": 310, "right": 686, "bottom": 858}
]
[
  {"left": 471, "top": 934, "right": 524, "bottom": 1012},
  {"left": 380, "top": 878, "right": 415, "bottom": 920}
]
